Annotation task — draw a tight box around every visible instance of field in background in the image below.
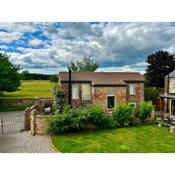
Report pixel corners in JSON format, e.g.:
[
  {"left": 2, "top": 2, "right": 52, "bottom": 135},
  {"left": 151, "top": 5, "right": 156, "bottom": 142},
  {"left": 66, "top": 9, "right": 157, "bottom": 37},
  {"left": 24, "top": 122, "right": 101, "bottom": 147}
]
[{"left": 0, "top": 80, "right": 54, "bottom": 99}]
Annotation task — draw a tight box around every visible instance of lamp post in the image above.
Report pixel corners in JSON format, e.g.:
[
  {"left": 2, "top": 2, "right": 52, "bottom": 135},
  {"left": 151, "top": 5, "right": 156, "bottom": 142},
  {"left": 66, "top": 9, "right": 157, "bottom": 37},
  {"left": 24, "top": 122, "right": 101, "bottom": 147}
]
[{"left": 68, "top": 66, "right": 72, "bottom": 107}]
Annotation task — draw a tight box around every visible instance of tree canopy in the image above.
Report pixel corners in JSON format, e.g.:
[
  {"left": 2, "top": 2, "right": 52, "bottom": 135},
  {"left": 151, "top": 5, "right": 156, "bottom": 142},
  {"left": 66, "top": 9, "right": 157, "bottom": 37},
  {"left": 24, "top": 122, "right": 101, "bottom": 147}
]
[
  {"left": 145, "top": 50, "right": 175, "bottom": 88},
  {"left": 0, "top": 52, "right": 21, "bottom": 94},
  {"left": 69, "top": 56, "right": 99, "bottom": 72},
  {"left": 20, "top": 70, "right": 52, "bottom": 80}
]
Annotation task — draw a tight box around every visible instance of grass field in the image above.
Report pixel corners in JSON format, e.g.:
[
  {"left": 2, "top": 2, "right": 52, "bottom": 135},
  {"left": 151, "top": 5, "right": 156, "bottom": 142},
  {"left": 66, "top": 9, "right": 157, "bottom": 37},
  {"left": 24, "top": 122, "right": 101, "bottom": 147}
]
[
  {"left": 51, "top": 125, "right": 175, "bottom": 153},
  {"left": 0, "top": 80, "right": 54, "bottom": 99}
]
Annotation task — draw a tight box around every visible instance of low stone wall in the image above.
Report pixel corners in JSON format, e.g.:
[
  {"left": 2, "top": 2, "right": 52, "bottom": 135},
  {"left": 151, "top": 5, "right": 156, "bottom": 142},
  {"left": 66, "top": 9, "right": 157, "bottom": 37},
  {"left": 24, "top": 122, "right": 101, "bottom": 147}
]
[{"left": 0, "top": 98, "right": 53, "bottom": 106}]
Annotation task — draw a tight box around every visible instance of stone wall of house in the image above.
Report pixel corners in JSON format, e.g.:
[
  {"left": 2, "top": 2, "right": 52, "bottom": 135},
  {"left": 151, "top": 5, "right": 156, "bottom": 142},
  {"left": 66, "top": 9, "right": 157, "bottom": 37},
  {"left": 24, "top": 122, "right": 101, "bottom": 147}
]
[
  {"left": 92, "top": 86, "right": 127, "bottom": 109},
  {"left": 126, "top": 82, "right": 144, "bottom": 105},
  {"left": 61, "top": 82, "right": 144, "bottom": 109},
  {"left": 61, "top": 82, "right": 88, "bottom": 107}
]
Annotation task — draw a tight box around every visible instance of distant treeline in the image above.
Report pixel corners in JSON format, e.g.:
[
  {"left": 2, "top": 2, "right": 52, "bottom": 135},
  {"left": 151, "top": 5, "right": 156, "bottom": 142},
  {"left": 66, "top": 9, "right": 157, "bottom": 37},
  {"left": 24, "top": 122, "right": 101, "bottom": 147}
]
[{"left": 20, "top": 71, "right": 58, "bottom": 82}]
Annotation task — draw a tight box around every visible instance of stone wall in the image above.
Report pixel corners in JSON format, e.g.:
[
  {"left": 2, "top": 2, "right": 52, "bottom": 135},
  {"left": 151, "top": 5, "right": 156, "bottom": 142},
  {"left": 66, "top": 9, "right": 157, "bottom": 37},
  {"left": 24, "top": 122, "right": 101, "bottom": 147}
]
[
  {"left": 61, "top": 82, "right": 144, "bottom": 109},
  {"left": 61, "top": 82, "right": 90, "bottom": 107},
  {"left": 0, "top": 98, "right": 53, "bottom": 106},
  {"left": 126, "top": 82, "right": 144, "bottom": 105},
  {"left": 92, "top": 86, "right": 127, "bottom": 110}
]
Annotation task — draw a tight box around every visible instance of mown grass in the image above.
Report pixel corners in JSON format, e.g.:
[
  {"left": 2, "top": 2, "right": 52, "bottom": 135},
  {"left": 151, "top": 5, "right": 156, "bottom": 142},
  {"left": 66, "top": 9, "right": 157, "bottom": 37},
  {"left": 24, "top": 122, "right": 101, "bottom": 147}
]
[
  {"left": 51, "top": 125, "right": 175, "bottom": 153},
  {"left": 0, "top": 80, "right": 54, "bottom": 99}
]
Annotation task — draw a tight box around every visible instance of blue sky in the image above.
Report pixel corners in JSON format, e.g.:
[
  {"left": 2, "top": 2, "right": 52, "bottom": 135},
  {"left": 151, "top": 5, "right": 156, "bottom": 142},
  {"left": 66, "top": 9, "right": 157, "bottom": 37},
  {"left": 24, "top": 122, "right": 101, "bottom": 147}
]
[{"left": 0, "top": 22, "right": 175, "bottom": 74}]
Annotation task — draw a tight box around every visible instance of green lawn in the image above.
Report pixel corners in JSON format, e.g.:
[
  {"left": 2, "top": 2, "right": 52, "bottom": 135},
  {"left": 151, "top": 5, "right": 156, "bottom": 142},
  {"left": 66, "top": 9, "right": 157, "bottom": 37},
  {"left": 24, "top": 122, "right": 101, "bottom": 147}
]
[
  {"left": 0, "top": 80, "right": 54, "bottom": 99},
  {"left": 51, "top": 125, "right": 175, "bottom": 153}
]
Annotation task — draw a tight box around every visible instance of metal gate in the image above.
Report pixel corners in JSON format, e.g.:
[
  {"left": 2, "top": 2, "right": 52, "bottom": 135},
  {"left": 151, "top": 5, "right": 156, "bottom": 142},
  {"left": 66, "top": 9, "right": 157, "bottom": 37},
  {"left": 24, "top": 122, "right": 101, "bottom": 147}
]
[{"left": 0, "top": 112, "right": 25, "bottom": 134}]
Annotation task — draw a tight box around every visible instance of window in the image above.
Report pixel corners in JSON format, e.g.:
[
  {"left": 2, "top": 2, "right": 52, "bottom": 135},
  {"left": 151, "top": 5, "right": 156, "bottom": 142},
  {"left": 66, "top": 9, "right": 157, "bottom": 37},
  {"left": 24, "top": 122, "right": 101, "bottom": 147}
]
[
  {"left": 129, "top": 84, "right": 136, "bottom": 95},
  {"left": 72, "top": 84, "right": 78, "bottom": 99},
  {"left": 129, "top": 102, "right": 136, "bottom": 108},
  {"left": 107, "top": 94, "right": 115, "bottom": 109},
  {"left": 82, "top": 84, "right": 91, "bottom": 100}
]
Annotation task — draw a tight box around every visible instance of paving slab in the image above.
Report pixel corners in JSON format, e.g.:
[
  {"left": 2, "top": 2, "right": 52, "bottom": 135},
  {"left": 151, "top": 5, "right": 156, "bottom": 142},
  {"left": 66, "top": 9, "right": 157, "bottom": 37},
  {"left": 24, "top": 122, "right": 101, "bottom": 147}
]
[{"left": 0, "top": 131, "right": 55, "bottom": 153}]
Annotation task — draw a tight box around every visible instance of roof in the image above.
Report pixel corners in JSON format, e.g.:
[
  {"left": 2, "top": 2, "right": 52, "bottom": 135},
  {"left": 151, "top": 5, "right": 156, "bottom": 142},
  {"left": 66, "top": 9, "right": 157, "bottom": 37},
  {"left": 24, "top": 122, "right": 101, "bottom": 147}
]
[
  {"left": 59, "top": 72, "right": 144, "bottom": 86},
  {"left": 166, "top": 70, "right": 175, "bottom": 78}
]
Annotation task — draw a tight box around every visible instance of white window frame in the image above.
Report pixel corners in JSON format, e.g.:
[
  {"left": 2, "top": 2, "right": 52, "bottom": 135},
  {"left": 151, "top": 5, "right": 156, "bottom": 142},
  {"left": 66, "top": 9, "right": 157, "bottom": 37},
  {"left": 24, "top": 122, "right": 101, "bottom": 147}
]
[
  {"left": 82, "top": 83, "right": 92, "bottom": 100},
  {"left": 72, "top": 84, "right": 79, "bottom": 99},
  {"left": 107, "top": 94, "right": 116, "bottom": 110},
  {"left": 129, "top": 102, "right": 137, "bottom": 108},
  {"left": 129, "top": 84, "right": 136, "bottom": 95}
]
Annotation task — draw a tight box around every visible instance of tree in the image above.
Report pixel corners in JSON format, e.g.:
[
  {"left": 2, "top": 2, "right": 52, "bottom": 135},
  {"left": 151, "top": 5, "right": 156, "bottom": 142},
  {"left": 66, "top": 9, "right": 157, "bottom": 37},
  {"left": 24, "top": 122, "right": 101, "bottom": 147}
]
[
  {"left": 21, "top": 70, "right": 30, "bottom": 80},
  {"left": 0, "top": 52, "right": 21, "bottom": 94},
  {"left": 50, "top": 74, "right": 58, "bottom": 83},
  {"left": 144, "top": 87, "right": 160, "bottom": 101},
  {"left": 69, "top": 56, "right": 99, "bottom": 72},
  {"left": 145, "top": 50, "right": 175, "bottom": 88}
]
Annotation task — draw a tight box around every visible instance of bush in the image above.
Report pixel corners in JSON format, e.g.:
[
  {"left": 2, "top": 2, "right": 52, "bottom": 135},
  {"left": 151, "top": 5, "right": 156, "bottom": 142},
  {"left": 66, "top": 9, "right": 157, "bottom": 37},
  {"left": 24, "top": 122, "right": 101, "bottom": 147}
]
[
  {"left": 130, "top": 117, "right": 142, "bottom": 126},
  {"left": 144, "top": 87, "right": 160, "bottom": 101},
  {"left": 48, "top": 104, "right": 115, "bottom": 134},
  {"left": 112, "top": 103, "right": 134, "bottom": 127},
  {"left": 86, "top": 105, "right": 115, "bottom": 129},
  {"left": 48, "top": 108, "right": 87, "bottom": 134},
  {"left": 135, "top": 102, "right": 154, "bottom": 123},
  {"left": 52, "top": 84, "right": 66, "bottom": 113}
]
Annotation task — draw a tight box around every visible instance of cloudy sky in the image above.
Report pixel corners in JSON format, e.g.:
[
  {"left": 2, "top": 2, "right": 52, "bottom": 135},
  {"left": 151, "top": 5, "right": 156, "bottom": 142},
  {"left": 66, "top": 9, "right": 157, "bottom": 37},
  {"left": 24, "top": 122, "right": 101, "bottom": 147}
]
[{"left": 0, "top": 22, "right": 175, "bottom": 74}]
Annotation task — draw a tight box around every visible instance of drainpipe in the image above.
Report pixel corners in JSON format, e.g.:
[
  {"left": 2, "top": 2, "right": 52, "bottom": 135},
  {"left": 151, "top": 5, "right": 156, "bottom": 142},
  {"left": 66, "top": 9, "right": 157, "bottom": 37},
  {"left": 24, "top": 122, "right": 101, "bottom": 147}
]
[{"left": 68, "top": 67, "right": 72, "bottom": 107}]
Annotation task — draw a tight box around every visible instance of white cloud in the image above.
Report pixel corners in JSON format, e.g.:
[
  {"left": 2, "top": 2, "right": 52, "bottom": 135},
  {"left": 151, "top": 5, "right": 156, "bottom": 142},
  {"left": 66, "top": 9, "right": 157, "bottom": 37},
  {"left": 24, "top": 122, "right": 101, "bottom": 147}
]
[
  {"left": 0, "top": 31, "right": 22, "bottom": 43},
  {"left": 2, "top": 22, "right": 175, "bottom": 73},
  {"left": 28, "top": 38, "right": 42, "bottom": 46}
]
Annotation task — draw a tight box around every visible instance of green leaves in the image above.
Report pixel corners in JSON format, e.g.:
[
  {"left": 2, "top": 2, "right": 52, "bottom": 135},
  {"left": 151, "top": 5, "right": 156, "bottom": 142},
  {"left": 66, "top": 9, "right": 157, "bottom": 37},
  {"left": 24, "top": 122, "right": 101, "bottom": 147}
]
[
  {"left": 0, "top": 52, "right": 21, "bottom": 93},
  {"left": 145, "top": 50, "right": 175, "bottom": 88},
  {"left": 69, "top": 56, "right": 99, "bottom": 72},
  {"left": 48, "top": 104, "right": 114, "bottom": 134},
  {"left": 113, "top": 103, "right": 134, "bottom": 127}
]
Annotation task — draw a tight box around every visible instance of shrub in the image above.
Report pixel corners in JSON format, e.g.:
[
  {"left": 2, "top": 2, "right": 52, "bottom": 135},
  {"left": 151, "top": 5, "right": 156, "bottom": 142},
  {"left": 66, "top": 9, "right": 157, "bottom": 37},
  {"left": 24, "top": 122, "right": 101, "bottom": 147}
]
[
  {"left": 48, "top": 104, "right": 115, "bottom": 134},
  {"left": 130, "top": 117, "right": 142, "bottom": 126},
  {"left": 52, "top": 84, "right": 66, "bottom": 113},
  {"left": 135, "top": 102, "right": 154, "bottom": 123},
  {"left": 48, "top": 108, "right": 87, "bottom": 134},
  {"left": 86, "top": 105, "right": 115, "bottom": 129},
  {"left": 112, "top": 103, "right": 134, "bottom": 127}
]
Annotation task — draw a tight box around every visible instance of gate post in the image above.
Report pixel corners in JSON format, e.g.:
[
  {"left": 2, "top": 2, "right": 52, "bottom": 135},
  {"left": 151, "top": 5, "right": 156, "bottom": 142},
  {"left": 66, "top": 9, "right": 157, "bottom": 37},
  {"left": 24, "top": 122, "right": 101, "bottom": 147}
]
[
  {"left": 30, "top": 109, "right": 38, "bottom": 136},
  {"left": 1, "top": 118, "right": 3, "bottom": 134},
  {"left": 24, "top": 108, "right": 31, "bottom": 131}
]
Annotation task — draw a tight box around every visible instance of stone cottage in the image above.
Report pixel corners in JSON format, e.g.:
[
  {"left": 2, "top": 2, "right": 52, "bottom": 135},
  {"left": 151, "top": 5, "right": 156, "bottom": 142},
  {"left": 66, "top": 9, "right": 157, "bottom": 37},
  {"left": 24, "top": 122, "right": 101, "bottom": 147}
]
[{"left": 58, "top": 71, "right": 144, "bottom": 111}]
